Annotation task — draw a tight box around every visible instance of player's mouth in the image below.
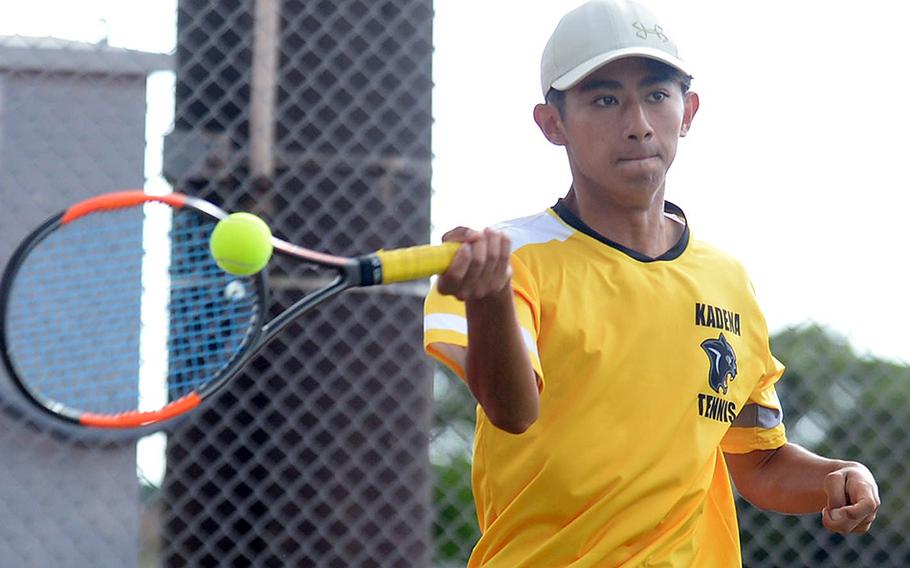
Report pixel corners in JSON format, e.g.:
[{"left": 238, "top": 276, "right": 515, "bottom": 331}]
[
  {"left": 617, "top": 155, "right": 661, "bottom": 167},
  {"left": 618, "top": 154, "right": 660, "bottom": 163}
]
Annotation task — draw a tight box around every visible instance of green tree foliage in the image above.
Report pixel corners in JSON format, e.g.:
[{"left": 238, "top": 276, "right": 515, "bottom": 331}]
[
  {"left": 431, "top": 367, "right": 478, "bottom": 565},
  {"left": 739, "top": 324, "right": 909, "bottom": 567},
  {"left": 431, "top": 324, "right": 910, "bottom": 566},
  {"left": 433, "top": 456, "right": 479, "bottom": 565}
]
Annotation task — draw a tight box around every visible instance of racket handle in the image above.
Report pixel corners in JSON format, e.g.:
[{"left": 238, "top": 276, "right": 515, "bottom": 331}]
[{"left": 375, "top": 242, "right": 460, "bottom": 283}]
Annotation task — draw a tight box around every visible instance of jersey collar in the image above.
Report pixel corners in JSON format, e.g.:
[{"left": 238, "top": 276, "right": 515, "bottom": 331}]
[{"left": 552, "top": 199, "right": 690, "bottom": 262}]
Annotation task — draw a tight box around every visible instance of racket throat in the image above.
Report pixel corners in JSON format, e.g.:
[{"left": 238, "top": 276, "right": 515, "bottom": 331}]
[{"left": 358, "top": 254, "right": 383, "bottom": 287}]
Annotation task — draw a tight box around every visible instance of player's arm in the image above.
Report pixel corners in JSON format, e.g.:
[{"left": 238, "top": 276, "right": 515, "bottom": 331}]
[
  {"left": 436, "top": 227, "right": 539, "bottom": 434},
  {"left": 724, "top": 443, "right": 880, "bottom": 534}
]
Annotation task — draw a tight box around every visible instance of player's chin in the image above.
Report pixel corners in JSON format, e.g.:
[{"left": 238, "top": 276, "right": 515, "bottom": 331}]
[{"left": 615, "top": 169, "right": 666, "bottom": 194}]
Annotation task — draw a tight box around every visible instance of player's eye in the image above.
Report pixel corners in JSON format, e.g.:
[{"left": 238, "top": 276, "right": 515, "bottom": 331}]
[
  {"left": 594, "top": 95, "right": 618, "bottom": 106},
  {"left": 649, "top": 91, "right": 670, "bottom": 102}
]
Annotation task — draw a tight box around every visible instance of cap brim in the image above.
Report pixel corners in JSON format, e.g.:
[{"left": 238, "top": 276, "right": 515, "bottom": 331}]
[{"left": 549, "top": 46, "right": 692, "bottom": 92}]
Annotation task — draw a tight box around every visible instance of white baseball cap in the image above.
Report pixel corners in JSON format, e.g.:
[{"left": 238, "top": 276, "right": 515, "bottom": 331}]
[{"left": 540, "top": 0, "right": 691, "bottom": 97}]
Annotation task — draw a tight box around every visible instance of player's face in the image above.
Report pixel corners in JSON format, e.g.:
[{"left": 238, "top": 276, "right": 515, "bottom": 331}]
[{"left": 539, "top": 58, "right": 698, "bottom": 207}]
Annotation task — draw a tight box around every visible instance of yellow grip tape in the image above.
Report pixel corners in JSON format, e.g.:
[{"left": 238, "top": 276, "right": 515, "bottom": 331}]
[{"left": 375, "top": 242, "right": 460, "bottom": 284}]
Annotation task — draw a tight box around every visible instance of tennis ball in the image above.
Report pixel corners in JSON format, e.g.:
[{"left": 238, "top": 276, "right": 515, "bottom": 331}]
[{"left": 209, "top": 212, "right": 273, "bottom": 275}]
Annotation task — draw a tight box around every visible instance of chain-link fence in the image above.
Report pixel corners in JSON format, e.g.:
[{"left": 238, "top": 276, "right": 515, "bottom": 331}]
[{"left": 0, "top": 2, "right": 907, "bottom": 567}]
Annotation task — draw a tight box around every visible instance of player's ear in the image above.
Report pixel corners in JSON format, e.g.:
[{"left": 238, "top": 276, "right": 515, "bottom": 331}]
[
  {"left": 680, "top": 92, "right": 699, "bottom": 137},
  {"left": 534, "top": 103, "right": 567, "bottom": 146}
]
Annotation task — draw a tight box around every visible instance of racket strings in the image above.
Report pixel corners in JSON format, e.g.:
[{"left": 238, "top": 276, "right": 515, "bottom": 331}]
[{"left": 4, "top": 203, "right": 262, "bottom": 417}]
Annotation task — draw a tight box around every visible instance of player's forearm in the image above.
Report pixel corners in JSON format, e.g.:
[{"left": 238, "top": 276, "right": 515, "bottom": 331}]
[
  {"left": 465, "top": 285, "right": 539, "bottom": 434},
  {"left": 728, "top": 443, "right": 854, "bottom": 514}
]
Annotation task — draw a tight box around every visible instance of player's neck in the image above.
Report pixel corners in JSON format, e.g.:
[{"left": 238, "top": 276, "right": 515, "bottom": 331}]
[{"left": 562, "top": 185, "right": 682, "bottom": 259}]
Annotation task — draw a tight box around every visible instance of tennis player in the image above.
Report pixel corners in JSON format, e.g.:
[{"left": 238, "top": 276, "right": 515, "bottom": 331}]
[{"left": 423, "top": 0, "right": 880, "bottom": 566}]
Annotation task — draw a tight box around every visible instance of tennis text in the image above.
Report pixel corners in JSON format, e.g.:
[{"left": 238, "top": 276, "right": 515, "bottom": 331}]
[
  {"left": 697, "top": 393, "right": 737, "bottom": 424},
  {"left": 695, "top": 303, "right": 741, "bottom": 336}
]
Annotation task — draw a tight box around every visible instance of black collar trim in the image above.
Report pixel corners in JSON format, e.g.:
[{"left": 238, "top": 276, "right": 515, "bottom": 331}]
[{"left": 551, "top": 199, "right": 690, "bottom": 262}]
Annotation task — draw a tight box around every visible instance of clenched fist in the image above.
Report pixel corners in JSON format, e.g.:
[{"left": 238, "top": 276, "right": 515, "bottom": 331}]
[{"left": 822, "top": 463, "right": 880, "bottom": 534}]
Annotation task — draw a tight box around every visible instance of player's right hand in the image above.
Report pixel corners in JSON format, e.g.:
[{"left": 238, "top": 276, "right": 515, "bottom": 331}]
[{"left": 436, "top": 227, "right": 512, "bottom": 302}]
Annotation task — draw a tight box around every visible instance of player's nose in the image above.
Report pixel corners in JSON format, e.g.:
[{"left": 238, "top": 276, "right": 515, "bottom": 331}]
[{"left": 622, "top": 101, "right": 653, "bottom": 141}]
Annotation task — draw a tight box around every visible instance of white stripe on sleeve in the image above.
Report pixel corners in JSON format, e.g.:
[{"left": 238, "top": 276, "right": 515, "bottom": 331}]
[{"left": 424, "top": 313, "right": 539, "bottom": 361}]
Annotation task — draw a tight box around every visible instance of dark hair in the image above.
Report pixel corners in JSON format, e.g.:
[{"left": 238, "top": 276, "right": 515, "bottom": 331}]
[
  {"left": 545, "top": 88, "right": 567, "bottom": 115},
  {"left": 545, "top": 59, "right": 693, "bottom": 117}
]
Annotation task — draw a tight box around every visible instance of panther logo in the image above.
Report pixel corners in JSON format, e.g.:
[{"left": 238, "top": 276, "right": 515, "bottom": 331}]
[{"left": 700, "top": 333, "right": 737, "bottom": 395}]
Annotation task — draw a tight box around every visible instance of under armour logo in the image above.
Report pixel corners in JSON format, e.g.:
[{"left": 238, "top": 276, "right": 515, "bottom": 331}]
[{"left": 632, "top": 22, "right": 668, "bottom": 42}]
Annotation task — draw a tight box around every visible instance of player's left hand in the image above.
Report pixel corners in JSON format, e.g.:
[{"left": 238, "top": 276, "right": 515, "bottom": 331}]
[{"left": 821, "top": 462, "right": 880, "bottom": 534}]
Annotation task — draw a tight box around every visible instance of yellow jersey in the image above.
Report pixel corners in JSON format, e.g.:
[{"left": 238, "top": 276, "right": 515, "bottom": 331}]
[{"left": 423, "top": 201, "right": 787, "bottom": 567}]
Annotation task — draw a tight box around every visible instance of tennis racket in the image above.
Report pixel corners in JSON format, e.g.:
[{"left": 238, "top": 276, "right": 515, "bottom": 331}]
[{"left": 0, "top": 190, "right": 457, "bottom": 430}]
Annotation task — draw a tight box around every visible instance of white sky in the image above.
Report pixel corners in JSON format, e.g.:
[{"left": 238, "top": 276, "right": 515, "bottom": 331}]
[
  {"left": 1, "top": 0, "right": 908, "bottom": 363},
  {"left": 433, "top": 0, "right": 910, "bottom": 363}
]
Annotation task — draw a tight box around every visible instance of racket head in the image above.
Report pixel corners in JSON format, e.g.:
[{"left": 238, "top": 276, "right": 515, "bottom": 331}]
[{"left": 0, "top": 191, "right": 268, "bottom": 430}]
